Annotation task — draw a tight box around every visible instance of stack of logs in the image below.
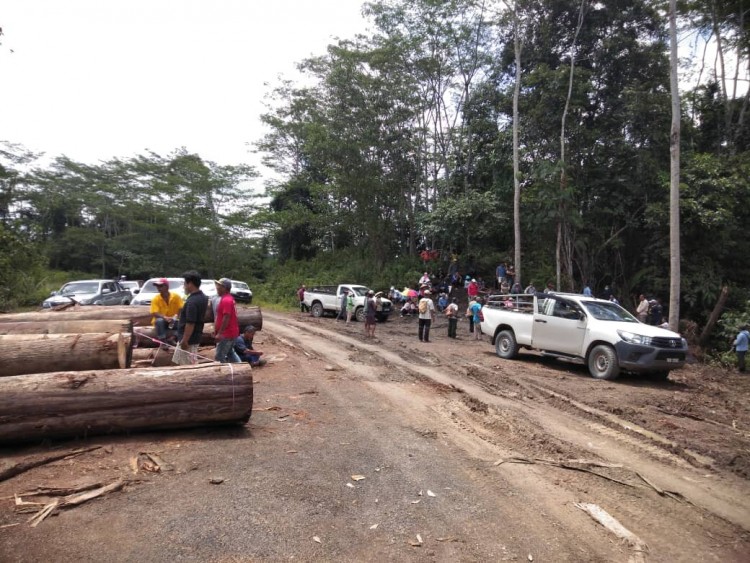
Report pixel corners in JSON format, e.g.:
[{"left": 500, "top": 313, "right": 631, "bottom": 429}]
[{"left": 0, "top": 304, "right": 262, "bottom": 444}]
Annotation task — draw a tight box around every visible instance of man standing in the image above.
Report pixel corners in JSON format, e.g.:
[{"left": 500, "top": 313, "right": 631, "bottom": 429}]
[
  {"left": 418, "top": 290, "right": 436, "bottom": 342},
  {"left": 214, "top": 278, "right": 240, "bottom": 363},
  {"left": 636, "top": 294, "right": 649, "bottom": 322},
  {"left": 733, "top": 325, "right": 749, "bottom": 373},
  {"left": 149, "top": 278, "right": 183, "bottom": 348},
  {"left": 496, "top": 262, "right": 506, "bottom": 289},
  {"left": 445, "top": 297, "right": 459, "bottom": 338},
  {"left": 336, "top": 289, "right": 348, "bottom": 322},
  {"left": 172, "top": 270, "right": 209, "bottom": 366},
  {"left": 470, "top": 297, "right": 483, "bottom": 341},
  {"left": 467, "top": 278, "right": 479, "bottom": 300},
  {"left": 583, "top": 283, "right": 593, "bottom": 297},
  {"left": 297, "top": 284, "right": 308, "bottom": 313}
]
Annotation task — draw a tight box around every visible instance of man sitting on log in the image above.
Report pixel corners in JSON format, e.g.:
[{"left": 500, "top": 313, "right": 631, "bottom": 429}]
[
  {"left": 173, "top": 271, "right": 209, "bottom": 366},
  {"left": 150, "top": 278, "right": 184, "bottom": 349},
  {"left": 234, "top": 325, "right": 266, "bottom": 367}
]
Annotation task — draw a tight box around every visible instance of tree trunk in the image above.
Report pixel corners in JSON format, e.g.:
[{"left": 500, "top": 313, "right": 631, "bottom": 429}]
[
  {"left": 0, "top": 363, "right": 253, "bottom": 444},
  {"left": 0, "top": 333, "right": 130, "bottom": 377},
  {"left": 668, "top": 0, "right": 681, "bottom": 332},
  {"left": 134, "top": 324, "right": 217, "bottom": 348},
  {"left": 0, "top": 306, "right": 152, "bottom": 326},
  {"left": 0, "top": 319, "right": 132, "bottom": 335},
  {"left": 698, "top": 285, "right": 730, "bottom": 347},
  {"left": 0, "top": 305, "right": 262, "bottom": 330},
  {"left": 509, "top": 1, "right": 523, "bottom": 287}
]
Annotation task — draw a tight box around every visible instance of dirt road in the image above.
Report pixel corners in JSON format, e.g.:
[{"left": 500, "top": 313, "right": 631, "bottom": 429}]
[{"left": 1, "top": 311, "right": 749, "bottom": 561}]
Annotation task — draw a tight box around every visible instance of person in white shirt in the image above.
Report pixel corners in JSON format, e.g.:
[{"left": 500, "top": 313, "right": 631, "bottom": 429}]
[{"left": 418, "top": 290, "right": 437, "bottom": 342}]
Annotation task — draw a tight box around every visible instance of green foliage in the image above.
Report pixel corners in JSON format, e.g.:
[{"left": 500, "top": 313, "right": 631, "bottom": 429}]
[{"left": 0, "top": 224, "right": 46, "bottom": 310}]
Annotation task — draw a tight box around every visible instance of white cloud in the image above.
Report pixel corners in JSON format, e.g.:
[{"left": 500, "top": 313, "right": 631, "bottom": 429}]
[{"left": 0, "top": 0, "right": 369, "bottom": 178}]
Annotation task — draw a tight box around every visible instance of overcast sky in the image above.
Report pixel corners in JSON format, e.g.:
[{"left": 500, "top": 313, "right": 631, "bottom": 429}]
[{"left": 1, "top": 0, "right": 369, "bottom": 180}]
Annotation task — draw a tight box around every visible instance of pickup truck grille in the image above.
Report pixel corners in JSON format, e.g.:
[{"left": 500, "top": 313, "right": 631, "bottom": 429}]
[{"left": 651, "top": 336, "right": 684, "bottom": 349}]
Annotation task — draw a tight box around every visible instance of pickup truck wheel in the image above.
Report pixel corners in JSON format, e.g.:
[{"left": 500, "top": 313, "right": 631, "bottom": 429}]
[
  {"left": 355, "top": 307, "right": 365, "bottom": 322},
  {"left": 495, "top": 330, "right": 519, "bottom": 359},
  {"left": 587, "top": 345, "right": 620, "bottom": 380},
  {"left": 310, "top": 303, "right": 324, "bottom": 318}
]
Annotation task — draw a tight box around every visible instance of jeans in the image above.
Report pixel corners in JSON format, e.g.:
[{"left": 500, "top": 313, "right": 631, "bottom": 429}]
[
  {"left": 155, "top": 318, "right": 176, "bottom": 341},
  {"left": 738, "top": 350, "right": 747, "bottom": 372},
  {"left": 448, "top": 317, "right": 457, "bottom": 338},
  {"left": 215, "top": 338, "right": 241, "bottom": 363},
  {"left": 418, "top": 318, "right": 432, "bottom": 341}
]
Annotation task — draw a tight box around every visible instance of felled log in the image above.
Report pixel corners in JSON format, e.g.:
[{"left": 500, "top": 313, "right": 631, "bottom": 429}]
[
  {"left": 0, "top": 306, "right": 152, "bottom": 326},
  {"left": 0, "top": 305, "right": 263, "bottom": 331},
  {"left": 0, "top": 333, "right": 131, "bottom": 377},
  {"left": 0, "top": 363, "right": 253, "bottom": 443},
  {"left": 134, "top": 323, "right": 216, "bottom": 348},
  {"left": 0, "top": 319, "right": 132, "bottom": 335}
]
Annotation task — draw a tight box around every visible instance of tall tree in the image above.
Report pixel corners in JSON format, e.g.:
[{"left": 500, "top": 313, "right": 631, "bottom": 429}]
[{"left": 669, "top": 0, "right": 681, "bottom": 330}]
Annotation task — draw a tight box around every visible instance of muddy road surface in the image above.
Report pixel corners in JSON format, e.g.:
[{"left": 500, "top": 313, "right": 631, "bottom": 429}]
[{"left": 1, "top": 310, "right": 749, "bottom": 562}]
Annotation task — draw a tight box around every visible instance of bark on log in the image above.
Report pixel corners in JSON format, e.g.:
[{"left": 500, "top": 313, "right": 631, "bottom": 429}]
[
  {"left": 0, "top": 306, "right": 152, "bottom": 326},
  {"left": 134, "top": 324, "right": 216, "bottom": 348},
  {"left": 0, "top": 333, "right": 131, "bottom": 377},
  {"left": 0, "top": 305, "right": 262, "bottom": 331},
  {"left": 0, "top": 363, "right": 253, "bottom": 443},
  {"left": 0, "top": 319, "right": 132, "bottom": 335}
]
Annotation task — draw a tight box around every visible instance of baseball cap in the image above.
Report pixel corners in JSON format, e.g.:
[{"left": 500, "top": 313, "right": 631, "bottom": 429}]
[
  {"left": 154, "top": 278, "right": 169, "bottom": 286},
  {"left": 215, "top": 278, "right": 232, "bottom": 290}
]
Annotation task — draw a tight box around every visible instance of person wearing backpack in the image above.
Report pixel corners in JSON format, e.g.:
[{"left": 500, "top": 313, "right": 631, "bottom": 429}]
[
  {"left": 418, "top": 290, "right": 436, "bottom": 342},
  {"left": 470, "top": 297, "right": 483, "bottom": 341},
  {"left": 733, "top": 325, "right": 749, "bottom": 373},
  {"left": 445, "top": 297, "right": 459, "bottom": 338}
]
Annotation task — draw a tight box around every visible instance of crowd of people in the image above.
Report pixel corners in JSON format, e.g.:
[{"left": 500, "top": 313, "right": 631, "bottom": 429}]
[{"left": 147, "top": 271, "right": 265, "bottom": 367}]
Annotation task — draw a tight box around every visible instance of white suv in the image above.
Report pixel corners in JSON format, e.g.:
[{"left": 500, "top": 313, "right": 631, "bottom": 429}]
[{"left": 131, "top": 277, "right": 217, "bottom": 307}]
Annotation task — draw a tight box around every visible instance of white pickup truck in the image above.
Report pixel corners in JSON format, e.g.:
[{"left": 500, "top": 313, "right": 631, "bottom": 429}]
[
  {"left": 480, "top": 293, "right": 688, "bottom": 380},
  {"left": 304, "top": 284, "right": 393, "bottom": 322}
]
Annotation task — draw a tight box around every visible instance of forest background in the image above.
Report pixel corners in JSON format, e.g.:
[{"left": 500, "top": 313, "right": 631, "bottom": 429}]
[{"left": 1, "top": 0, "right": 749, "bottom": 355}]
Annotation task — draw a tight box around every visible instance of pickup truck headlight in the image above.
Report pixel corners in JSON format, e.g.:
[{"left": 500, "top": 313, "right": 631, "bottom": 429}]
[{"left": 617, "top": 330, "right": 652, "bottom": 345}]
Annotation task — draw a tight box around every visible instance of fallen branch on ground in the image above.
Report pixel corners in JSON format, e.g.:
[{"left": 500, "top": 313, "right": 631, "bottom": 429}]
[
  {"left": 28, "top": 478, "right": 126, "bottom": 527},
  {"left": 0, "top": 446, "right": 102, "bottom": 483},
  {"left": 493, "top": 456, "right": 634, "bottom": 488}
]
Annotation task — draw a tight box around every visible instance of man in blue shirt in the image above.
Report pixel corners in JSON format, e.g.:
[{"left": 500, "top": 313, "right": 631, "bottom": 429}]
[
  {"left": 733, "top": 325, "right": 749, "bottom": 373},
  {"left": 496, "top": 262, "right": 506, "bottom": 289}
]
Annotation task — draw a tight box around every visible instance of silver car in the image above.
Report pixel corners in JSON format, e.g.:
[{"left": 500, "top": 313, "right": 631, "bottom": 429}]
[{"left": 42, "top": 279, "right": 133, "bottom": 308}]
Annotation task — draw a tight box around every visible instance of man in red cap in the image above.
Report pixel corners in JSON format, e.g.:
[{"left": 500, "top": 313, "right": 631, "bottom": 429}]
[
  {"left": 150, "top": 278, "right": 183, "bottom": 347},
  {"left": 214, "top": 277, "right": 240, "bottom": 362}
]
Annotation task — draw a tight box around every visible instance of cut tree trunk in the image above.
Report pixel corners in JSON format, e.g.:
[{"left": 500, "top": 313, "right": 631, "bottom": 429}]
[
  {"left": 0, "top": 319, "right": 132, "bottom": 335},
  {"left": 0, "top": 305, "right": 262, "bottom": 331},
  {"left": 0, "top": 333, "right": 131, "bottom": 377},
  {"left": 0, "top": 363, "right": 253, "bottom": 443},
  {"left": 0, "top": 306, "right": 152, "bottom": 326},
  {"left": 134, "top": 324, "right": 216, "bottom": 348}
]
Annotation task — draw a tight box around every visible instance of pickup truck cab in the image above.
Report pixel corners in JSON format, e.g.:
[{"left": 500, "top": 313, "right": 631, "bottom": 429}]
[
  {"left": 304, "top": 284, "right": 392, "bottom": 322},
  {"left": 481, "top": 293, "right": 688, "bottom": 380},
  {"left": 42, "top": 279, "right": 133, "bottom": 308}
]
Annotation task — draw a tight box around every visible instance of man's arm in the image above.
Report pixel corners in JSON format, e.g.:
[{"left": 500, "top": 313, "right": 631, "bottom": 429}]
[{"left": 180, "top": 323, "right": 195, "bottom": 348}]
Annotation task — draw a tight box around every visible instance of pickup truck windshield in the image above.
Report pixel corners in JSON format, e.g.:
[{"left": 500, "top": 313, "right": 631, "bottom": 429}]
[
  {"left": 349, "top": 286, "right": 370, "bottom": 297},
  {"left": 61, "top": 282, "right": 99, "bottom": 295},
  {"left": 582, "top": 301, "right": 638, "bottom": 323}
]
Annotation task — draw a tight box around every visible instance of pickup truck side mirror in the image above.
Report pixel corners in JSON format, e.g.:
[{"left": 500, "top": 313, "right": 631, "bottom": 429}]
[
  {"left": 133, "top": 288, "right": 140, "bottom": 294},
  {"left": 50, "top": 290, "right": 58, "bottom": 296},
  {"left": 578, "top": 311, "right": 586, "bottom": 321}
]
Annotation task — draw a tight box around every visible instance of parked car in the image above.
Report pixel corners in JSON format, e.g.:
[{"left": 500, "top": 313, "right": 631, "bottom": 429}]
[
  {"left": 131, "top": 278, "right": 182, "bottom": 307},
  {"left": 42, "top": 279, "right": 133, "bottom": 308},
  {"left": 229, "top": 280, "right": 253, "bottom": 304},
  {"left": 480, "top": 292, "right": 688, "bottom": 380},
  {"left": 119, "top": 280, "right": 142, "bottom": 296},
  {"left": 131, "top": 277, "right": 217, "bottom": 307},
  {"left": 303, "top": 284, "right": 392, "bottom": 322}
]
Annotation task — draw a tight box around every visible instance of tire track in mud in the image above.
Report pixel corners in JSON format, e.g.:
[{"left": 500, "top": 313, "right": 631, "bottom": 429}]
[{"left": 264, "top": 313, "right": 750, "bottom": 532}]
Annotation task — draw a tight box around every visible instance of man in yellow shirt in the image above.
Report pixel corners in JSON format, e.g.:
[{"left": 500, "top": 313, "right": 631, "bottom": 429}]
[{"left": 150, "top": 278, "right": 184, "bottom": 346}]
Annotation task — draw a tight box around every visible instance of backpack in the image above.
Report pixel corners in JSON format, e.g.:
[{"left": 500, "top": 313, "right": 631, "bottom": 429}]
[{"left": 419, "top": 299, "right": 429, "bottom": 314}]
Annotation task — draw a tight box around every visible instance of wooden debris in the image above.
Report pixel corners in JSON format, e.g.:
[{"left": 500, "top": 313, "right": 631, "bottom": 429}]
[
  {"left": 493, "top": 456, "right": 635, "bottom": 488},
  {"left": 574, "top": 503, "right": 648, "bottom": 563},
  {"left": 0, "top": 446, "right": 102, "bottom": 482},
  {"left": 28, "top": 478, "right": 127, "bottom": 527}
]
